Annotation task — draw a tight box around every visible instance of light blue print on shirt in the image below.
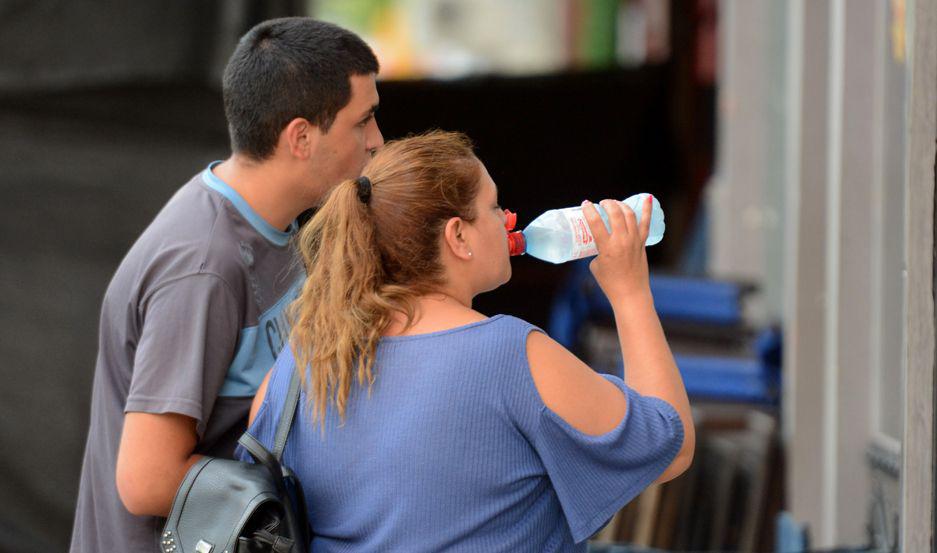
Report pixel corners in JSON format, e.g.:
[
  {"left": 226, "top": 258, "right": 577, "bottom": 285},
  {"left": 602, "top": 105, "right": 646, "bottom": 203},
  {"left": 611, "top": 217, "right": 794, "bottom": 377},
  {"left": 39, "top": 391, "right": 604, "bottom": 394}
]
[{"left": 220, "top": 277, "right": 303, "bottom": 397}]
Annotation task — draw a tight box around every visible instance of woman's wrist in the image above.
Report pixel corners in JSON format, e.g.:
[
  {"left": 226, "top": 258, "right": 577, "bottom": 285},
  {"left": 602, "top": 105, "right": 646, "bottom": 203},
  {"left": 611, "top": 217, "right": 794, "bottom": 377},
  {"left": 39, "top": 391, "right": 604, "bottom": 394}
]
[{"left": 609, "top": 287, "right": 655, "bottom": 313}]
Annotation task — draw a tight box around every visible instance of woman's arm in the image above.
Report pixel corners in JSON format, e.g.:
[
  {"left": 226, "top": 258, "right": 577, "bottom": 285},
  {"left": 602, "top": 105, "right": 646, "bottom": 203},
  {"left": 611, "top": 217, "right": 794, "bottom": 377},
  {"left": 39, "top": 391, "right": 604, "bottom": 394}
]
[
  {"left": 526, "top": 331, "right": 628, "bottom": 436},
  {"left": 248, "top": 368, "right": 273, "bottom": 426},
  {"left": 608, "top": 289, "right": 695, "bottom": 482},
  {"left": 526, "top": 196, "right": 695, "bottom": 483},
  {"left": 526, "top": 326, "right": 693, "bottom": 484}
]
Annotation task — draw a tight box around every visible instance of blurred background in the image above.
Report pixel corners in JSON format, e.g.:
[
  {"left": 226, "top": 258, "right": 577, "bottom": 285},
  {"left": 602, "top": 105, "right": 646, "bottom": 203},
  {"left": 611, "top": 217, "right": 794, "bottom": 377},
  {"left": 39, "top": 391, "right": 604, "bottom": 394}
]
[{"left": 1, "top": 0, "right": 934, "bottom": 551}]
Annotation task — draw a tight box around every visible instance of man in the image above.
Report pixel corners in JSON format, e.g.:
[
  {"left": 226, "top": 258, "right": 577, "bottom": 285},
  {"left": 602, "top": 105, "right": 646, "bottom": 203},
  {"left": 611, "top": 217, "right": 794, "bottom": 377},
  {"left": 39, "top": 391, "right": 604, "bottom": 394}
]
[{"left": 69, "top": 18, "right": 383, "bottom": 552}]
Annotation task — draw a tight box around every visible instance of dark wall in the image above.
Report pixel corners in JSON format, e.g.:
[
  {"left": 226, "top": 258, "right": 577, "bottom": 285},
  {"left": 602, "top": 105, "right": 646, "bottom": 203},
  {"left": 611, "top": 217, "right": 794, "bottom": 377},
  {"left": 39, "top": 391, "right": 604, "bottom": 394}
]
[
  {"left": 0, "top": 87, "right": 230, "bottom": 551},
  {"left": 376, "top": 69, "right": 678, "bottom": 323},
  {"left": 0, "top": 4, "right": 295, "bottom": 548},
  {"left": 0, "top": 1, "right": 299, "bottom": 93}
]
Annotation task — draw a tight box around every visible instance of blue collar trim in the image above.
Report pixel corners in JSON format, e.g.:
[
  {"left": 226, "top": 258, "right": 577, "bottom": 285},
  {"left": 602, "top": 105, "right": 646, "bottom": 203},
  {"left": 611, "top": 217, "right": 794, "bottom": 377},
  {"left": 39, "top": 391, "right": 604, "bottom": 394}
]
[{"left": 201, "top": 161, "right": 297, "bottom": 247}]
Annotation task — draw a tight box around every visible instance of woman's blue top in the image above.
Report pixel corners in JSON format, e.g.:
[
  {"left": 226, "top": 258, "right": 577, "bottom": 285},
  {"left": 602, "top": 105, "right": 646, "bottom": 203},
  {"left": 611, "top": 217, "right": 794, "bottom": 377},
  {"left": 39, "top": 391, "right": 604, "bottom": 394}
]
[{"left": 239, "top": 315, "right": 683, "bottom": 552}]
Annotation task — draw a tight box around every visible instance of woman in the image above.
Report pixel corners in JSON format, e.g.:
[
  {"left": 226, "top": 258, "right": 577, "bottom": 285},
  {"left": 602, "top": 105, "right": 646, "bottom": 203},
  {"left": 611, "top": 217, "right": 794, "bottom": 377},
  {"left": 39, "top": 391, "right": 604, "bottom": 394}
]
[{"left": 242, "top": 131, "right": 694, "bottom": 552}]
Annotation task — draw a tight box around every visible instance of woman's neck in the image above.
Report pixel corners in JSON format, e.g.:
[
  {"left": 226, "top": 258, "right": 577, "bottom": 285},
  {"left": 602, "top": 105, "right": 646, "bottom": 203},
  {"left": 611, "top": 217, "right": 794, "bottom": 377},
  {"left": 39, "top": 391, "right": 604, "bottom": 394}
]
[{"left": 382, "top": 293, "right": 486, "bottom": 337}]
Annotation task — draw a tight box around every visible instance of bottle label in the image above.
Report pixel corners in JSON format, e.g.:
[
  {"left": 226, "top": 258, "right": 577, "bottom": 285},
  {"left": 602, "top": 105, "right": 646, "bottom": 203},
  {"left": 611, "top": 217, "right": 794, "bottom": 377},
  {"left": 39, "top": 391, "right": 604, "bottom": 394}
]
[{"left": 560, "top": 208, "right": 599, "bottom": 260}]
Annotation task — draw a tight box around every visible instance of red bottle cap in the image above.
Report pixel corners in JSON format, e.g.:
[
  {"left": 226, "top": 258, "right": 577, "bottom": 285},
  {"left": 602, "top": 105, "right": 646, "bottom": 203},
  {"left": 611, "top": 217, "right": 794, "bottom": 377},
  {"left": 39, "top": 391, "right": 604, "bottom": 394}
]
[
  {"left": 508, "top": 231, "right": 526, "bottom": 256},
  {"left": 503, "top": 209, "right": 517, "bottom": 231}
]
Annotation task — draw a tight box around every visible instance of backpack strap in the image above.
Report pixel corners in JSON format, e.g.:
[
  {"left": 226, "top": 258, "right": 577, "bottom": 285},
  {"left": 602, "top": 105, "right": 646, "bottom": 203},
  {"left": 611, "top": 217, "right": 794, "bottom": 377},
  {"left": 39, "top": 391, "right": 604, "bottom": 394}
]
[
  {"left": 272, "top": 363, "right": 302, "bottom": 461},
  {"left": 236, "top": 355, "right": 303, "bottom": 466},
  {"left": 238, "top": 432, "right": 280, "bottom": 473},
  {"left": 236, "top": 361, "right": 308, "bottom": 550}
]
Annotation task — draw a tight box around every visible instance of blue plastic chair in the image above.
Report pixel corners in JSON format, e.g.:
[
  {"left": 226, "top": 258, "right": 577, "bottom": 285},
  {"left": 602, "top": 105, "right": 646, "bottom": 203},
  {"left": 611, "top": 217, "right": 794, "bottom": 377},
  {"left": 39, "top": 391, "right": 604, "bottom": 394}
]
[{"left": 548, "top": 260, "right": 780, "bottom": 405}]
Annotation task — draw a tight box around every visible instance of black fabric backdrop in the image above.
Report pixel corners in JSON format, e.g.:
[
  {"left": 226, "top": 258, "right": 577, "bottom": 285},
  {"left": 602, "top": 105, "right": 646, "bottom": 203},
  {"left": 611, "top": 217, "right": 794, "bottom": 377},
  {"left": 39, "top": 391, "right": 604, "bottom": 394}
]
[
  {"left": 0, "top": 3, "right": 296, "bottom": 550},
  {"left": 0, "top": 0, "right": 300, "bottom": 93},
  {"left": 0, "top": 3, "right": 687, "bottom": 550}
]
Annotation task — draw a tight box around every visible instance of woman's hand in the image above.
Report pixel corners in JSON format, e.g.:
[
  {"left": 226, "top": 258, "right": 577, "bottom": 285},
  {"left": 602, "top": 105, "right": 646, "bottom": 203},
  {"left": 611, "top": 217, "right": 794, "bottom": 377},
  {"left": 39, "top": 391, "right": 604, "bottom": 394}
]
[{"left": 581, "top": 196, "right": 653, "bottom": 305}]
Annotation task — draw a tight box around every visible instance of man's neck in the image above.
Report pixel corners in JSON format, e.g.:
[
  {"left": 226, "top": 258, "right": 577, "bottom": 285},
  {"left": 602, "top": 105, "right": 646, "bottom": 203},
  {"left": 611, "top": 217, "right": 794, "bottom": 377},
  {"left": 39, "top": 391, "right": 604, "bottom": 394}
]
[{"left": 211, "top": 155, "right": 307, "bottom": 232}]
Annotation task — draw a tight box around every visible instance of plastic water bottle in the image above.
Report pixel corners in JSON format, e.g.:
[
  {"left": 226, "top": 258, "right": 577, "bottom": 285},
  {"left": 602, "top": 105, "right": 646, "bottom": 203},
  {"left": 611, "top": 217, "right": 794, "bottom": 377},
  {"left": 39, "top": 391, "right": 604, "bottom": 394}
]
[{"left": 506, "top": 193, "right": 665, "bottom": 264}]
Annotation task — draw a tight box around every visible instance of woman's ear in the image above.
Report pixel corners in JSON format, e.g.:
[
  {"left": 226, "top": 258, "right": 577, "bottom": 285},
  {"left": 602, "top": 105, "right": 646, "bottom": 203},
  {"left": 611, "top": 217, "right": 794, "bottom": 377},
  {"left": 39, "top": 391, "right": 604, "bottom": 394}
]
[{"left": 443, "top": 217, "right": 473, "bottom": 261}]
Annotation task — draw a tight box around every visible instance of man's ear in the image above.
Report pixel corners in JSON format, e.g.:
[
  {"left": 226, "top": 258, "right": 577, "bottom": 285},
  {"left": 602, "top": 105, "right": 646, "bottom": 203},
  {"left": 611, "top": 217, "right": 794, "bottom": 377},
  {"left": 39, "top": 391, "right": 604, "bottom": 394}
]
[
  {"left": 443, "top": 217, "right": 472, "bottom": 261},
  {"left": 281, "top": 117, "right": 321, "bottom": 159}
]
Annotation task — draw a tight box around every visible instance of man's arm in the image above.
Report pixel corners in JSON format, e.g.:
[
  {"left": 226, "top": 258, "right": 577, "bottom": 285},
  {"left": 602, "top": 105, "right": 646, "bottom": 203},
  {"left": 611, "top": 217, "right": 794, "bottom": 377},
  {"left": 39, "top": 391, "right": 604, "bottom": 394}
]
[
  {"left": 118, "top": 273, "right": 241, "bottom": 517},
  {"left": 117, "top": 366, "right": 273, "bottom": 517},
  {"left": 115, "top": 412, "right": 203, "bottom": 517}
]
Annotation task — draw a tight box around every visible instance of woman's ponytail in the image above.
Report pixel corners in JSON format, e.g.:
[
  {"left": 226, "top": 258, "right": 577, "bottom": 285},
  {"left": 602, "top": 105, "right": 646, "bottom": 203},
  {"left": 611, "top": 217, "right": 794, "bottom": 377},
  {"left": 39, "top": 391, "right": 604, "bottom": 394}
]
[{"left": 289, "top": 177, "right": 386, "bottom": 425}]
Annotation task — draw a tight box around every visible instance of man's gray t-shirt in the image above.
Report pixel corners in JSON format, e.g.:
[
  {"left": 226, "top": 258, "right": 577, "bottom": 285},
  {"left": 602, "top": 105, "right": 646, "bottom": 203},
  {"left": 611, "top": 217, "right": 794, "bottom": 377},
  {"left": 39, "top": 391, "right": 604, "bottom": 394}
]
[{"left": 70, "top": 163, "right": 304, "bottom": 552}]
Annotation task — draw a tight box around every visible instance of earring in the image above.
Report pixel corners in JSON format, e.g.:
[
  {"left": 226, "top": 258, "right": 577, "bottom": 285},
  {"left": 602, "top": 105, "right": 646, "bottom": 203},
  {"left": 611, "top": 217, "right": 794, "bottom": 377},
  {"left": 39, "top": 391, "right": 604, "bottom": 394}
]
[{"left": 468, "top": 252, "right": 473, "bottom": 257}]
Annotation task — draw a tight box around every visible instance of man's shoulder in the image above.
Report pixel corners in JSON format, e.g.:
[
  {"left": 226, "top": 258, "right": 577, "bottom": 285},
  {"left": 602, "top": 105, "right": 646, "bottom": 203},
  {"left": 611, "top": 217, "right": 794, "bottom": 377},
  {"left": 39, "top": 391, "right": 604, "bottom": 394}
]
[
  {"left": 109, "top": 175, "right": 249, "bottom": 303},
  {"left": 149, "top": 173, "right": 227, "bottom": 237}
]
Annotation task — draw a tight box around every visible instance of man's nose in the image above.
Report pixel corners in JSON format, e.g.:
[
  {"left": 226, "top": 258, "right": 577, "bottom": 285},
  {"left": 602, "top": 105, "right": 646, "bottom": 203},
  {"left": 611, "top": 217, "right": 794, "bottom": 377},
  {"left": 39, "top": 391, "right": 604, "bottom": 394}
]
[{"left": 369, "top": 122, "right": 385, "bottom": 151}]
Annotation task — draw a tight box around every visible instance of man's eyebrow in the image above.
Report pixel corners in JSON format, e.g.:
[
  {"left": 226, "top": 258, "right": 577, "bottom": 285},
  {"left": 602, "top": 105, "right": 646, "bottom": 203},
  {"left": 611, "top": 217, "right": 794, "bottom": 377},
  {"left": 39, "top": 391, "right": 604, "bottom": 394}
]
[{"left": 360, "top": 103, "right": 379, "bottom": 119}]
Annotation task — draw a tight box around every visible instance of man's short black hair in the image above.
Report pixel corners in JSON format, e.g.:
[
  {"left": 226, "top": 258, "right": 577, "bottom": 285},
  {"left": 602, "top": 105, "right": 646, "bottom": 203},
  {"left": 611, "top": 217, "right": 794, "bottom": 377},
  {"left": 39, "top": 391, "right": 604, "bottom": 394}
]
[{"left": 222, "top": 18, "right": 379, "bottom": 161}]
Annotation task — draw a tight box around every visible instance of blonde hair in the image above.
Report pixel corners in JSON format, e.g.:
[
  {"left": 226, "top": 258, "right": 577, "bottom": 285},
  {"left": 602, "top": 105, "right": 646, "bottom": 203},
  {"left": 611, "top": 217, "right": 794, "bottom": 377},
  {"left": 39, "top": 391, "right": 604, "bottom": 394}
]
[{"left": 289, "top": 131, "right": 481, "bottom": 425}]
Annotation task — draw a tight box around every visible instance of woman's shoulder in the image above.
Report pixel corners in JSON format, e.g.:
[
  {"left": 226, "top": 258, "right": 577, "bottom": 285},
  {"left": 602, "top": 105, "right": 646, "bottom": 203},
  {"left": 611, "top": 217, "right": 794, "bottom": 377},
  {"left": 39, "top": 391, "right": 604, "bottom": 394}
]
[
  {"left": 445, "top": 314, "right": 544, "bottom": 345},
  {"left": 473, "top": 314, "right": 547, "bottom": 360},
  {"left": 491, "top": 314, "right": 544, "bottom": 335},
  {"left": 379, "top": 312, "right": 538, "bottom": 343},
  {"left": 379, "top": 314, "right": 542, "bottom": 363}
]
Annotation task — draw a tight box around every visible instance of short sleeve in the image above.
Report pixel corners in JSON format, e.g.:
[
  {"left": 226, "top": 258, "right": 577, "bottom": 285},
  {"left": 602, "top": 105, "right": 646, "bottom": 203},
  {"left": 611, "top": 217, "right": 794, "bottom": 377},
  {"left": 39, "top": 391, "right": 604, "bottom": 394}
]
[
  {"left": 505, "top": 323, "right": 684, "bottom": 543},
  {"left": 125, "top": 273, "right": 241, "bottom": 437}
]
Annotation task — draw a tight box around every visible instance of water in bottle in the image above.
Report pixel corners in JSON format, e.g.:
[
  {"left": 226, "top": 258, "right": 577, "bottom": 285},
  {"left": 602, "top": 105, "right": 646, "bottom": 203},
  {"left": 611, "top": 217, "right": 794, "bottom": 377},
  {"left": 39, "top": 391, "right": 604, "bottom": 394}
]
[{"left": 506, "top": 193, "right": 664, "bottom": 264}]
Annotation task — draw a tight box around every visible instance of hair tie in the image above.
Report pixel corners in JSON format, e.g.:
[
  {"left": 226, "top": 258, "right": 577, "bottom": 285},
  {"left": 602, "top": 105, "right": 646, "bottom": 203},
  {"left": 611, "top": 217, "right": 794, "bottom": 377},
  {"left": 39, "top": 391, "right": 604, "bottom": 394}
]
[{"left": 355, "top": 176, "right": 372, "bottom": 205}]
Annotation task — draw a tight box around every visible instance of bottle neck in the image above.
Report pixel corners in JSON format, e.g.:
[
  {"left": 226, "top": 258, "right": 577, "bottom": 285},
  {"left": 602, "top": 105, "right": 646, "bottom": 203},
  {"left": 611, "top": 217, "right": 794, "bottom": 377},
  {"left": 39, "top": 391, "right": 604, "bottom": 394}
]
[{"left": 508, "top": 231, "right": 526, "bottom": 256}]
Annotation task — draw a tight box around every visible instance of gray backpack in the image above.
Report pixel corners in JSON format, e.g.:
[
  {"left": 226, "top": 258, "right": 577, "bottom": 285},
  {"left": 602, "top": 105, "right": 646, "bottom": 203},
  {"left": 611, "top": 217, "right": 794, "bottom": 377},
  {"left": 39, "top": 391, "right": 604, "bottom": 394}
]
[{"left": 161, "top": 369, "right": 309, "bottom": 553}]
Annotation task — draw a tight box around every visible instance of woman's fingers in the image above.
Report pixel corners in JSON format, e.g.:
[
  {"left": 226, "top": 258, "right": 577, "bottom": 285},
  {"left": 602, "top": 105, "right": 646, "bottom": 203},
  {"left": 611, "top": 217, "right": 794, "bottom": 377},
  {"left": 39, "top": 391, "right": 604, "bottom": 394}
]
[
  {"left": 616, "top": 199, "right": 638, "bottom": 238},
  {"left": 586, "top": 197, "right": 651, "bottom": 253},
  {"left": 638, "top": 195, "right": 653, "bottom": 244},
  {"left": 600, "top": 199, "right": 629, "bottom": 241},
  {"left": 582, "top": 200, "right": 610, "bottom": 251}
]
